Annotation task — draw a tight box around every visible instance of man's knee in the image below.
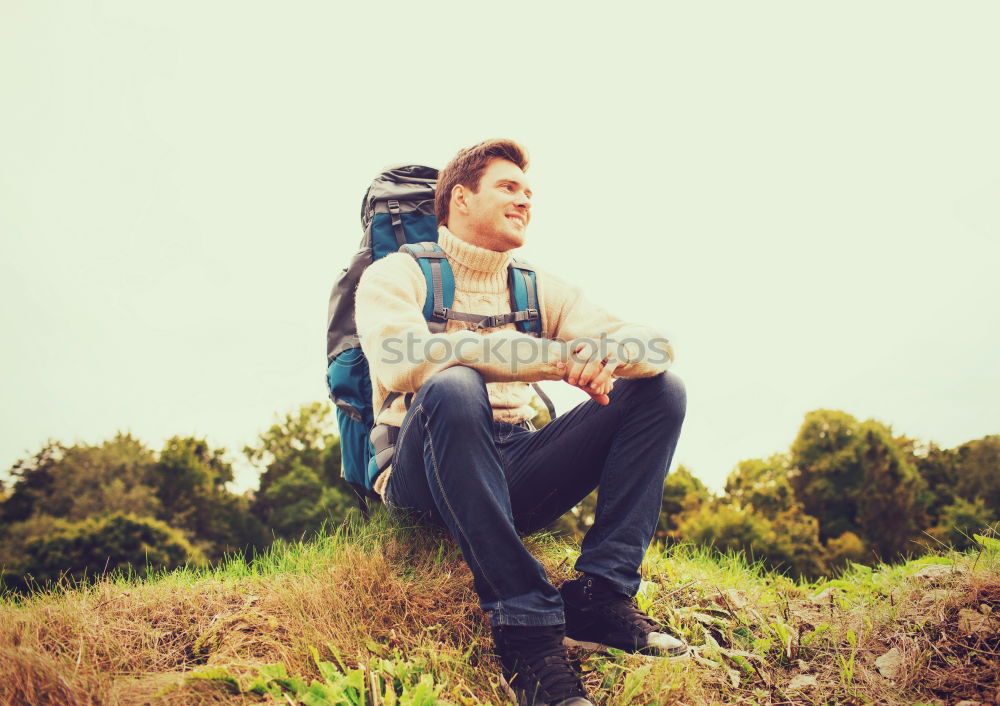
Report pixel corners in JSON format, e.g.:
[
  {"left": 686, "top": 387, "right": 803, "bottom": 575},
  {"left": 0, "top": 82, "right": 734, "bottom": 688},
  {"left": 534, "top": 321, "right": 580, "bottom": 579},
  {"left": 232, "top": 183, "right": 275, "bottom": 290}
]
[
  {"left": 617, "top": 372, "right": 686, "bottom": 421},
  {"left": 420, "top": 366, "right": 488, "bottom": 407}
]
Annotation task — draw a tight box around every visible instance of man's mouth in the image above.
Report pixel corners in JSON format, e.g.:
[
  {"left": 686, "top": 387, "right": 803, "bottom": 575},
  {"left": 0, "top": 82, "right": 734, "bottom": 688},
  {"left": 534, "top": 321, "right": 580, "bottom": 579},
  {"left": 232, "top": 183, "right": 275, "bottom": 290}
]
[{"left": 506, "top": 213, "right": 526, "bottom": 226}]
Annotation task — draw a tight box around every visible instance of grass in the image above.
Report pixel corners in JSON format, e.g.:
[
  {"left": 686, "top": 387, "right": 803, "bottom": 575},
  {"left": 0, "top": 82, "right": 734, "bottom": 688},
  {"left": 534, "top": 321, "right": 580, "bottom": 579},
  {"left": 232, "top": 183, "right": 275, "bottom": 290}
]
[{"left": 1, "top": 512, "right": 998, "bottom": 705}]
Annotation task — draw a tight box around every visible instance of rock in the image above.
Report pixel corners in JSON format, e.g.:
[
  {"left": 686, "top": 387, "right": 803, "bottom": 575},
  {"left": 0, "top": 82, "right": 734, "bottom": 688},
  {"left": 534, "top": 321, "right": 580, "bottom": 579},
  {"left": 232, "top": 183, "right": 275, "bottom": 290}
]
[
  {"left": 787, "top": 675, "right": 818, "bottom": 691},
  {"left": 709, "top": 588, "right": 749, "bottom": 611},
  {"left": 957, "top": 608, "right": 995, "bottom": 636},
  {"left": 954, "top": 701, "right": 981, "bottom": 706},
  {"left": 875, "top": 647, "right": 904, "bottom": 680},
  {"left": 912, "top": 564, "right": 961, "bottom": 581},
  {"left": 810, "top": 587, "right": 835, "bottom": 603},
  {"left": 917, "top": 589, "right": 951, "bottom": 608}
]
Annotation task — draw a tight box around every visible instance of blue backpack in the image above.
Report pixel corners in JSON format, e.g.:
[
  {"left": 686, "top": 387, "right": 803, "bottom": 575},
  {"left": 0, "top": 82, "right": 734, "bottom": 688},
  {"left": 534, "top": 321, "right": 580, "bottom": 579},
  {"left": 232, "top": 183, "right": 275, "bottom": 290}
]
[{"left": 326, "top": 165, "right": 555, "bottom": 509}]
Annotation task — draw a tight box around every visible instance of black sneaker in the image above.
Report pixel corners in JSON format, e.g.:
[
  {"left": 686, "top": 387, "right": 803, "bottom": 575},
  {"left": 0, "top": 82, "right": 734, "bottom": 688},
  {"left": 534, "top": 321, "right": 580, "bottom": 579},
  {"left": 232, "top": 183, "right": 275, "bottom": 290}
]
[
  {"left": 560, "top": 574, "right": 689, "bottom": 660},
  {"left": 492, "top": 623, "right": 593, "bottom": 706}
]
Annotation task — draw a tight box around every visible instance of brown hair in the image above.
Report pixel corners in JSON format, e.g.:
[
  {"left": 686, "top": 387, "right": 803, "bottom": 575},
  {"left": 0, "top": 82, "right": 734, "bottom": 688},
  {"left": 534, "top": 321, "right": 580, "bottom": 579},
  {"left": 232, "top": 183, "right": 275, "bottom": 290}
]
[{"left": 435, "top": 139, "right": 529, "bottom": 226}]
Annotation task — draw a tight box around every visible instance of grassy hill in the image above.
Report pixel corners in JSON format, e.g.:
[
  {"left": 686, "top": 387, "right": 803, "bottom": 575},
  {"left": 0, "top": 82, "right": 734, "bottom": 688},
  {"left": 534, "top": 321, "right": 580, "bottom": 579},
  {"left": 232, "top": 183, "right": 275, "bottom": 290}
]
[{"left": 2, "top": 515, "right": 998, "bottom": 706}]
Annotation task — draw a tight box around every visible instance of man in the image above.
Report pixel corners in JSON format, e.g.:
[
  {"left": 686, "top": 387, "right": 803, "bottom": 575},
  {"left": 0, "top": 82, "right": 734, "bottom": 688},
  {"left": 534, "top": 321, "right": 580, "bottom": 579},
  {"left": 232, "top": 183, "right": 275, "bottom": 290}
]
[{"left": 355, "top": 139, "right": 687, "bottom": 706}]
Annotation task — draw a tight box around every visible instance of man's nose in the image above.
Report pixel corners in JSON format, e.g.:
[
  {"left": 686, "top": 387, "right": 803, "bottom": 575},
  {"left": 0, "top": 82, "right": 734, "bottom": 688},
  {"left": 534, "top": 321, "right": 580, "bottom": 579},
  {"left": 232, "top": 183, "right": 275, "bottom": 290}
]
[{"left": 514, "top": 191, "right": 531, "bottom": 209}]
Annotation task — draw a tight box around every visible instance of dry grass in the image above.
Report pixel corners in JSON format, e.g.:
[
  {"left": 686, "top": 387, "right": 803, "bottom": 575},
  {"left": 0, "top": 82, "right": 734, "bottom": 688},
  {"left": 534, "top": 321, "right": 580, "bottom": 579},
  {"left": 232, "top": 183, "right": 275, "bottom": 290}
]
[{"left": 1, "top": 517, "right": 998, "bottom": 705}]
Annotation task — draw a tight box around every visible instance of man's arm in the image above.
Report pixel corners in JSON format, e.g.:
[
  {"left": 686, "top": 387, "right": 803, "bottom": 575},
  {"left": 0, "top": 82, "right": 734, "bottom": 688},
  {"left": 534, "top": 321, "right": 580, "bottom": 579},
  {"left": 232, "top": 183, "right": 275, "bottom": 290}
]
[
  {"left": 539, "top": 268, "right": 675, "bottom": 395},
  {"left": 355, "top": 254, "right": 566, "bottom": 394}
]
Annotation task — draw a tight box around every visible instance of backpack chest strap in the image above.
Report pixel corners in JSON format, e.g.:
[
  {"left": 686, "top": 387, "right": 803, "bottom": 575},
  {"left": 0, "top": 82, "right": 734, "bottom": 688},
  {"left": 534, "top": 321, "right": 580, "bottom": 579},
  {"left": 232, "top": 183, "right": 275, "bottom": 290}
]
[
  {"left": 399, "top": 242, "right": 543, "bottom": 334},
  {"left": 434, "top": 307, "right": 539, "bottom": 330}
]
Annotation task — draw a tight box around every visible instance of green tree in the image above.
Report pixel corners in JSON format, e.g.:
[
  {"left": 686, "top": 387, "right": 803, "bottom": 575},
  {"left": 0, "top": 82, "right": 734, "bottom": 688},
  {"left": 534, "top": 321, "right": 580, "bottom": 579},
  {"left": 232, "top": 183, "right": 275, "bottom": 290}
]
[
  {"left": 246, "top": 402, "right": 354, "bottom": 539},
  {"left": 657, "top": 465, "right": 710, "bottom": 541},
  {"left": 680, "top": 455, "right": 830, "bottom": 578},
  {"left": 146, "top": 436, "right": 266, "bottom": 559},
  {"left": 258, "top": 462, "right": 355, "bottom": 539},
  {"left": 724, "top": 455, "right": 794, "bottom": 516},
  {"left": 853, "top": 422, "right": 927, "bottom": 558},
  {"left": 0, "top": 435, "right": 159, "bottom": 526},
  {"left": 924, "top": 497, "right": 997, "bottom": 551},
  {"left": 911, "top": 442, "right": 960, "bottom": 525},
  {"left": 679, "top": 502, "right": 828, "bottom": 580},
  {"left": 955, "top": 435, "right": 1000, "bottom": 515},
  {"left": 824, "top": 531, "right": 868, "bottom": 572},
  {"left": 789, "top": 410, "right": 927, "bottom": 560},
  {"left": 19, "top": 512, "right": 205, "bottom": 586},
  {"left": 788, "top": 410, "right": 864, "bottom": 540}
]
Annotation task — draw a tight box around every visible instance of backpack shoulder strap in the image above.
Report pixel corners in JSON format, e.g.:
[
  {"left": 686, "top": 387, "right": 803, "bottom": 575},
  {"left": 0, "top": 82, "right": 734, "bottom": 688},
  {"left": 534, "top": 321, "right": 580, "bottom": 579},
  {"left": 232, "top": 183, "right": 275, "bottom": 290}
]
[
  {"left": 508, "top": 258, "right": 542, "bottom": 337},
  {"left": 399, "top": 242, "right": 454, "bottom": 333},
  {"left": 508, "top": 258, "right": 557, "bottom": 420}
]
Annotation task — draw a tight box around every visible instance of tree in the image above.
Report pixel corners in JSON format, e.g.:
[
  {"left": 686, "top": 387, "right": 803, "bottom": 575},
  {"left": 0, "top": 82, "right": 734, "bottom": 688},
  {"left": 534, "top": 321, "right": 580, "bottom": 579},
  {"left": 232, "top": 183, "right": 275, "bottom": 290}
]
[
  {"left": 955, "top": 435, "right": 1000, "bottom": 515},
  {"left": 0, "top": 435, "right": 159, "bottom": 526},
  {"left": 788, "top": 410, "right": 927, "bottom": 561},
  {"left": 824, "top": 531, "right": 868, "bottom": 572},
  {"left": 657, "top": 465, "right": 710, "bottom": 541},
  {"left": 911, "top": 442, "right": 960, "bottom": 525},
  {"left": 18, "top": 512, "right": 205, "bottom": 586},
  {"left": 724, "top": 455, "right": 794, "bottom": 516},
  {"left": 679, "top": 455, "right": 830, "bottom": 578},
  {"left": 788, "top": 410, "right": 865, "bottom": 541},
  {"left": 146, "top": 436, "right": 266, "bottom": 559},
  {"left": 246, "top": 402, "right": 355, "bottom": 538},
  {"left": 853, "top": 422, "right": 927, "bottom": 559},
  {"left": 258, "top": 462, "right": 355, "bottom": 540},
  {"left": 924, "top": 497, "right": 997, "bottom": 551},
  {"left": 679, "top": 502, "right": 828, "bottom": 580}
]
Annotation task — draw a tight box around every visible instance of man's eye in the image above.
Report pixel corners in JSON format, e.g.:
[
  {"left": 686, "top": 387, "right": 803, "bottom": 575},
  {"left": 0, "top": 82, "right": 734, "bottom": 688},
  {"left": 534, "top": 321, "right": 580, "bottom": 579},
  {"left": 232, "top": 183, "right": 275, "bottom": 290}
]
[{"left": 501, "top": 184, "right": 513, "bottom": 192}]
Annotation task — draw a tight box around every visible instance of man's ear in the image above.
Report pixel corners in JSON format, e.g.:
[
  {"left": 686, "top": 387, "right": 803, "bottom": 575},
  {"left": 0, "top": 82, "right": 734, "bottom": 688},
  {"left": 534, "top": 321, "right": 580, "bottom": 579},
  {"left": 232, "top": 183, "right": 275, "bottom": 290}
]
[{"left": 451, "top": 184, "right": 469, "bottom": 216}]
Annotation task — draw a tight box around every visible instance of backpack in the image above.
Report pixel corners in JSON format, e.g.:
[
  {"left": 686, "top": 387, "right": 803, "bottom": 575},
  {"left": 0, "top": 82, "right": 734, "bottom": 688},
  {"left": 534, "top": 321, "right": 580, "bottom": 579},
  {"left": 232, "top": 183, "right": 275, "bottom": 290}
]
[{"left": 326, "top": 165, "right": 556, "bottom": 509}]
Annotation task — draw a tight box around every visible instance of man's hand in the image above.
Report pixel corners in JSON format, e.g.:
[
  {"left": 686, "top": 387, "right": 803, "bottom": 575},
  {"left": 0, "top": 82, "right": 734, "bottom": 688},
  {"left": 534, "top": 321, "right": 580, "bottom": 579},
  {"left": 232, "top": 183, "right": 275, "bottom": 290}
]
[{"left": 562, "top": 339, "right": 625, "bottom": 406}]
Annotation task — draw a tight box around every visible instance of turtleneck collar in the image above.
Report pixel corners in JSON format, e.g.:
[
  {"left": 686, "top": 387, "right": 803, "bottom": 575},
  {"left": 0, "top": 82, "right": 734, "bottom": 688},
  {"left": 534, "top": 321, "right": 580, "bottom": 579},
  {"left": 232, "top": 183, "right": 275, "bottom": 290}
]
[{"left": 437, "top": 226, "right": 512, "bottom": 275}]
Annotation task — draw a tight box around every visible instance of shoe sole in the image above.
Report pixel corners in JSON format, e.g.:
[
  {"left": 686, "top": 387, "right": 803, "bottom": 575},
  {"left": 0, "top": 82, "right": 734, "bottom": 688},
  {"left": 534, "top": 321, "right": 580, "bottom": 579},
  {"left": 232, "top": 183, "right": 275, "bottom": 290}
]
[
  {"left": 499, "top": 674, "right": 595, "bottom": 706},
  {"left": 562, "top": 636, "right": 691, "bottom": 662}
]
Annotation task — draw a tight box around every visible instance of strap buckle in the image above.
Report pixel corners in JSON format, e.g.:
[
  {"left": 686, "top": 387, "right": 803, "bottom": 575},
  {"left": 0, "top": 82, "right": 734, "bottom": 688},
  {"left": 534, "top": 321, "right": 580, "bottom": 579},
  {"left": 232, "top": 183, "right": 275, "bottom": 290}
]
[{"left": 432, "top": 307, "right": 449, "bottom": 321}]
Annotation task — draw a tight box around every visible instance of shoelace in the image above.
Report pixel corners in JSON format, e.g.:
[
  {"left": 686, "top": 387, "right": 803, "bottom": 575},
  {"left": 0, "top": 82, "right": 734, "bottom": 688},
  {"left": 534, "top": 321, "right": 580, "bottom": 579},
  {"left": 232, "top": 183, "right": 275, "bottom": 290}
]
[
  {"left": 600, "top": 597, "right": 659, "bottom": 637},
  {"left": 533, "top": 654, "right": 584, "bottom": 700},
  {"left": 513, "top": 644, "right": 584, "bottom": 701}
]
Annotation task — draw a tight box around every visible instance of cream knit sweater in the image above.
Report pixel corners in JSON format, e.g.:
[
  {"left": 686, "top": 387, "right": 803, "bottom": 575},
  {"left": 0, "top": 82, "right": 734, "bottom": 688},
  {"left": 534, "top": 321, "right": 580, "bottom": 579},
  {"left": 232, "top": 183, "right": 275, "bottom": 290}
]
[{"left": 354, "top": 226, "right": 674, "bottom": 495}]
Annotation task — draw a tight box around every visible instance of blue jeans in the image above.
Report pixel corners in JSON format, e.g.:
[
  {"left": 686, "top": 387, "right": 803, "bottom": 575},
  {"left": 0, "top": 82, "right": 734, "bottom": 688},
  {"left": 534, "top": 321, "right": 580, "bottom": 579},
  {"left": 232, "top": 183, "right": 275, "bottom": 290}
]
[{"left": 384, "top": 366, "right": 686, "bottom": 627}]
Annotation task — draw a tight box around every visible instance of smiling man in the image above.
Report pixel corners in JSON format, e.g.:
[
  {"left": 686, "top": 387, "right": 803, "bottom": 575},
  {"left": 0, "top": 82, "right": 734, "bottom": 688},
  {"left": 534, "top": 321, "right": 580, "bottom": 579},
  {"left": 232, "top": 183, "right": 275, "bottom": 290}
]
[{"left": 354, "top": 139, "right": 687, "bottom": 706}]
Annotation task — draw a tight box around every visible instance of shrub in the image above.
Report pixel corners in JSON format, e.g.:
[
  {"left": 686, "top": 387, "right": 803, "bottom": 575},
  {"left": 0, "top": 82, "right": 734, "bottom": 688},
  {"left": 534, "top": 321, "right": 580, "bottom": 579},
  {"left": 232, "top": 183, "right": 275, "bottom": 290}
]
[{"left": 19, "top": 512, "right": 205, "bottom": 586}]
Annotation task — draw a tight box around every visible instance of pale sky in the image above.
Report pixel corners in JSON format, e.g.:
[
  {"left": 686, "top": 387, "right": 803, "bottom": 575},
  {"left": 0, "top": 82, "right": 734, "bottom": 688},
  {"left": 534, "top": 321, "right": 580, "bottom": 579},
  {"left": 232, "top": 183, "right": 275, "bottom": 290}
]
[{"left": 2, "top": 1, "right": 997, "bottom": 494}]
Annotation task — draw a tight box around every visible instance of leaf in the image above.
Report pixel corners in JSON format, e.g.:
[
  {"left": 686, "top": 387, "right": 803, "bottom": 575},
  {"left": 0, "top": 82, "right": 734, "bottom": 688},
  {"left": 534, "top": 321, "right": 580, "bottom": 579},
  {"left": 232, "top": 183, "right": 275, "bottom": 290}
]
[
  {"left": 875, "top": 647, "right": 903, "bottom": 679},
  {"left": 787, "top": 674, "right": 818, "bottom": 691},
  {"left": 621, "top": 663, "right": 653, "bottom": 703},
  {"left": 727, "top": 667, "right": 741, "bottom": 688},
  {"left": 974, "top": 533, "right": 1000, "bottom": 553},
  {"left": 801, "top": 623, "right": 831, "bottom": 646},
  {"left": 185, "top": 667, "right": 241, "bottom": 694}
]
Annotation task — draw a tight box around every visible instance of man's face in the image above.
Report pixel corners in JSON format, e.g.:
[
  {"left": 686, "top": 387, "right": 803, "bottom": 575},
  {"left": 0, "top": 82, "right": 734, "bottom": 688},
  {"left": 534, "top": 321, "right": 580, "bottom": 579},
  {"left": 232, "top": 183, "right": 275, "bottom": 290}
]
[{"left": 462, "top": 158, "right": 532, "bottom": 251}]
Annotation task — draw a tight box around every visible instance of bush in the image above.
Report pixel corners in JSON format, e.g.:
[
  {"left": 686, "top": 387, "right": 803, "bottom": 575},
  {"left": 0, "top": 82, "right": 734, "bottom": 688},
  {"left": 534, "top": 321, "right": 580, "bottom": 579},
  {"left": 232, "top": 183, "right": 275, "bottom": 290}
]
[
  {"left": 18, "top": 512, "right": 205, "bottom": 586},
  {"left": 923, "top": 497, "right": 997, "bottom": 551},
  {"left": 679, "top": 502, "right": 828, "bottom": 579}
]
